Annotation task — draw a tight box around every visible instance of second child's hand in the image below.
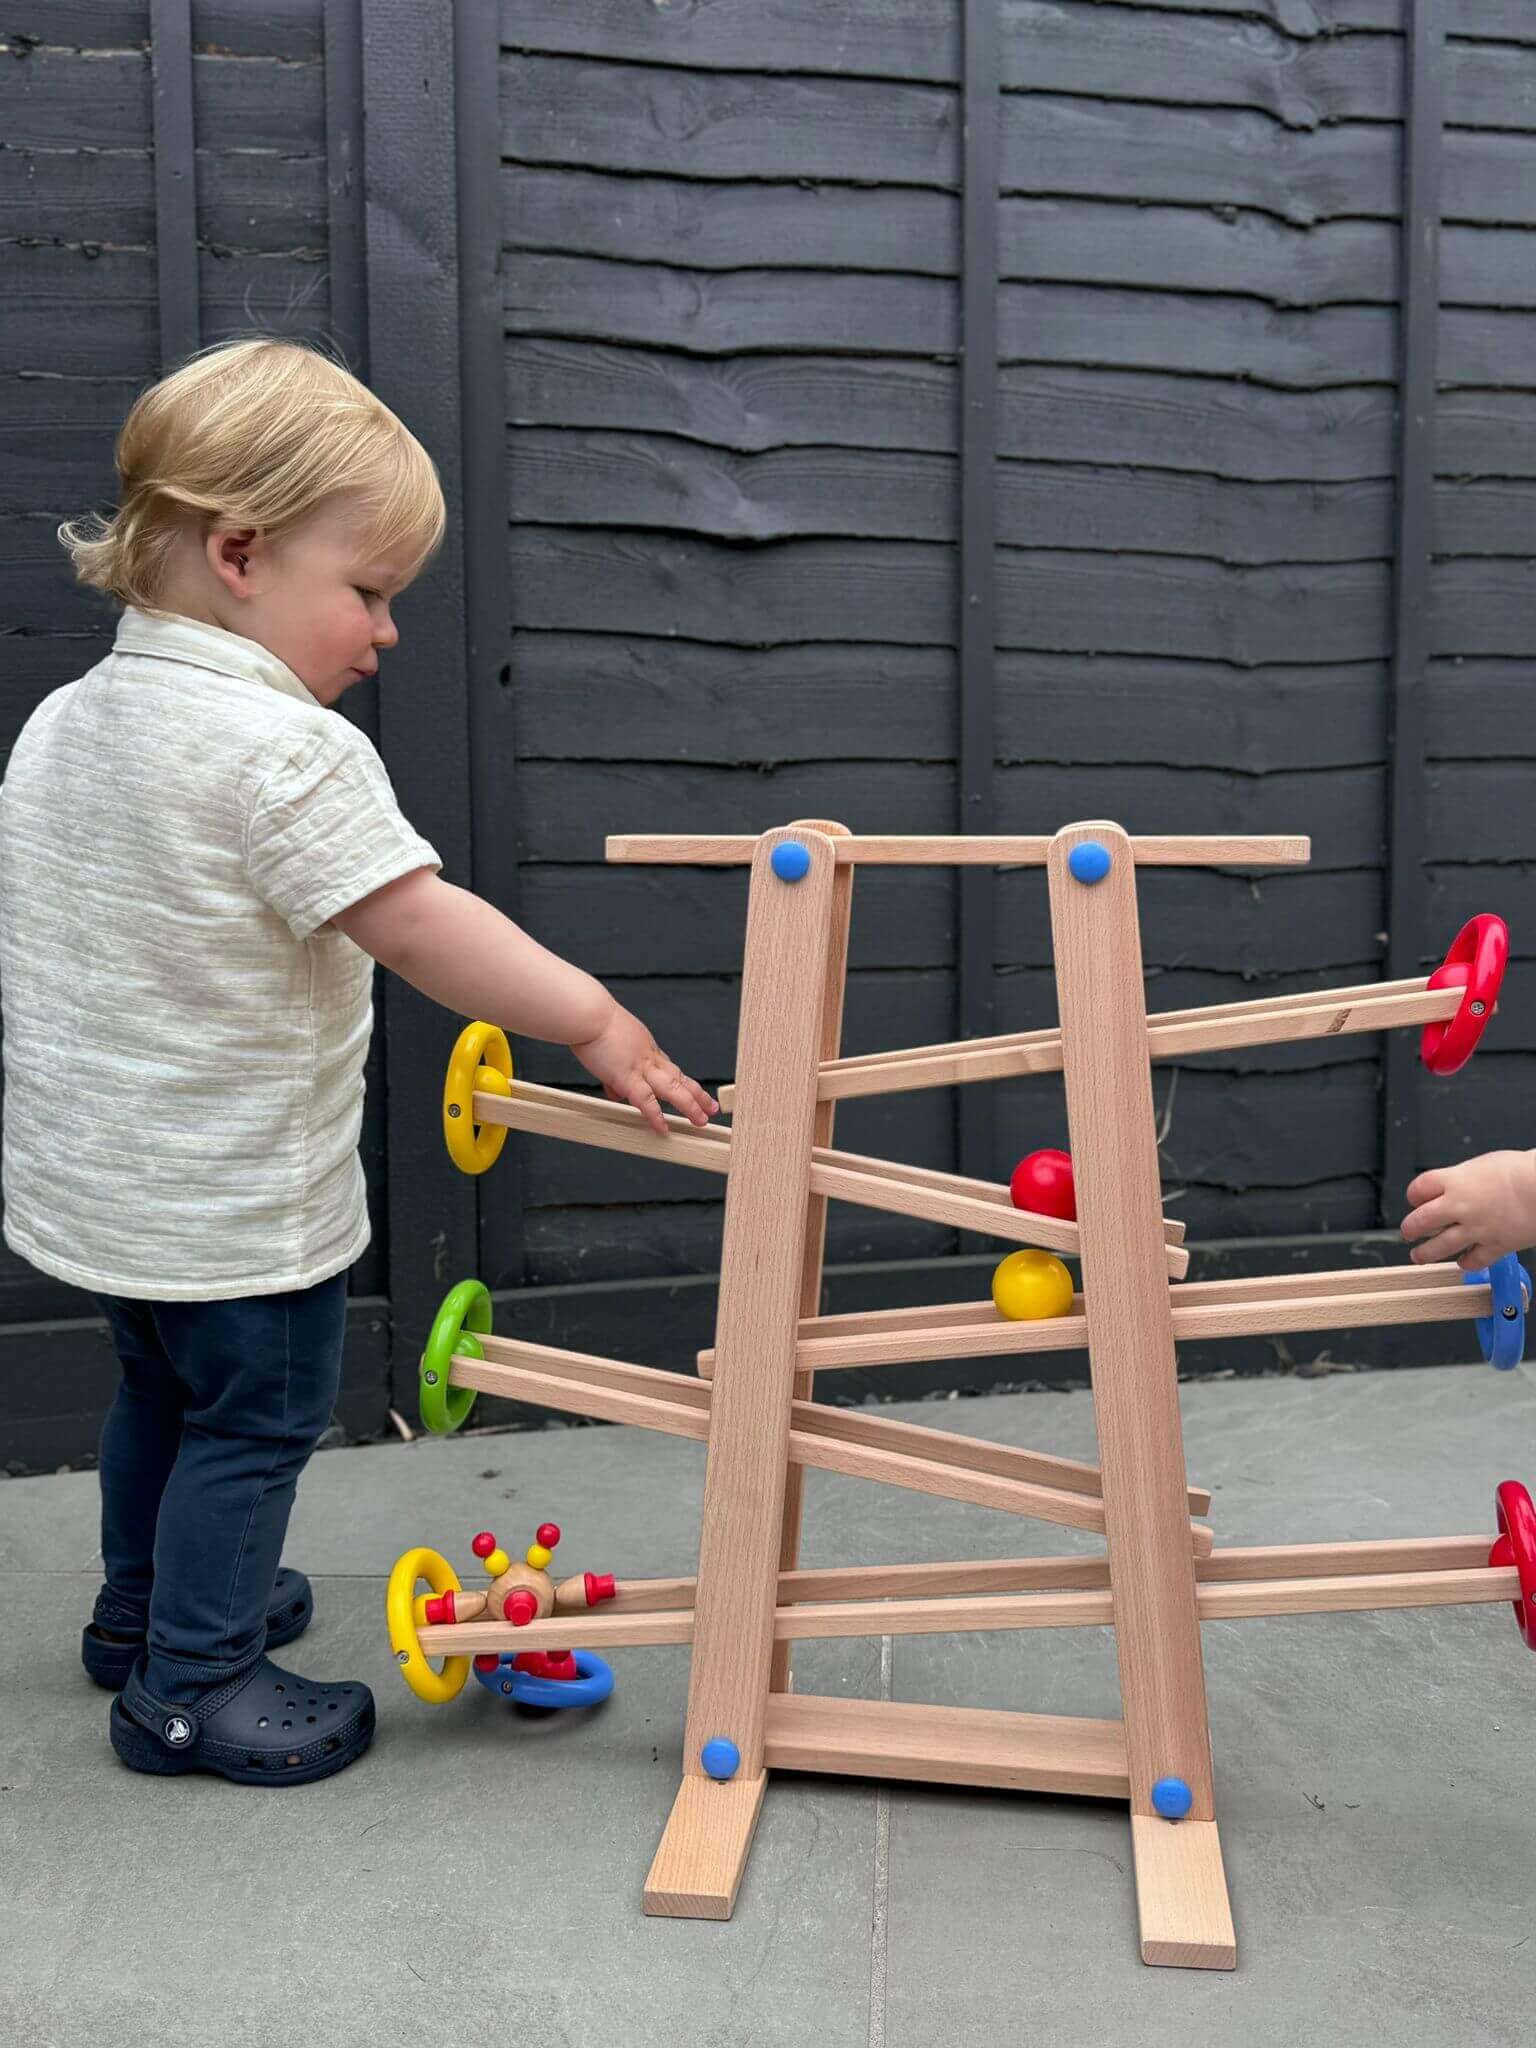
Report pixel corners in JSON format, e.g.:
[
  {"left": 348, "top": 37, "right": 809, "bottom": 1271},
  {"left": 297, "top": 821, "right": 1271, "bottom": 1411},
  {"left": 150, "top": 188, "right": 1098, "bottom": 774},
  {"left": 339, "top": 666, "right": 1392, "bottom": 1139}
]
[{"left": 571, "top": 1003, "right": 718, "bottom": 1137}]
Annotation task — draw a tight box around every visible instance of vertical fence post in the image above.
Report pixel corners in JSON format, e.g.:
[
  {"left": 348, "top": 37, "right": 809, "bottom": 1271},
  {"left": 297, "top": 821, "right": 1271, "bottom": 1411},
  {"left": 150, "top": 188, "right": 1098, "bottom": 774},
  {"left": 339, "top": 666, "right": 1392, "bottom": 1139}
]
[
  {"left": 360, "top": 0, "right": 478, "bottom": 1392},
  {"left": 149, "top": 0, "right": 198, "bottom": 369},
  {"left": 1381, "top": 0, "right": 1444, "bottom": 1222},
  {"left": 957, "top": 0, "right": 1001, "bottom": 1198},
  {"left": 455, "top": 1, "right": 526, "bottom": 1290},
  {"left": 322, "top": 0, "right": 367, "bottom": 382}
]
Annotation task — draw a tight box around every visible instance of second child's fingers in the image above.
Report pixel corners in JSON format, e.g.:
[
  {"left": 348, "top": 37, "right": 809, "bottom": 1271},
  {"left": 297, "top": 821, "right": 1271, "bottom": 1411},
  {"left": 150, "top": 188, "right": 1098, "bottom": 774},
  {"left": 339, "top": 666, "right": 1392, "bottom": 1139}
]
[
  {"left": 1401, "top": 1195, "right": 1455, "bottom": 1244},
  {"left": 1405, "top": 1168, "right": 1446, "bottom": 1209},
  {"left": 1408, "top": 1221, "right": 1475, "bottom": 1267}
]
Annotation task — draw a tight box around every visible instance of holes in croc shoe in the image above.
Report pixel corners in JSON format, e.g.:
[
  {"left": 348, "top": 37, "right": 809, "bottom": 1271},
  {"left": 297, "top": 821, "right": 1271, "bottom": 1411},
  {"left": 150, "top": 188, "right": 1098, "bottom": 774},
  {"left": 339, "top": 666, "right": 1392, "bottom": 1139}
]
[
  {"left": 323, "top": 1739, "right": 338, "bottom": 1755},
  {"left": 306, "top": 1715, "right": 317, "bottom": 1724},
  {"left": 257, "top": 1716, "right": 269, "bottom": 1728},
  {"left": 285, "top": 1753, "right": 301, "bottom": 1767},
  {"left": 281, "top": 1718, "right": 293, "bottom": 1730},
  {"left": 327, "top": 1702, "right": 339, "bottom": 1712},
  {"left": 308, "top": 1697, "right": 317, "bottom": 1706}
]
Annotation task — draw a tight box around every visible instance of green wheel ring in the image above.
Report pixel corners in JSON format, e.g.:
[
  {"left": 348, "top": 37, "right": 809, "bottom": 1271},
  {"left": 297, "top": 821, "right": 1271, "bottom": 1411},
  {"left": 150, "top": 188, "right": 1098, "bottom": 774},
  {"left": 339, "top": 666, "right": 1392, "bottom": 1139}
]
[{"left": 420, "top": 1279, "right": 492, "bottom": 1434}]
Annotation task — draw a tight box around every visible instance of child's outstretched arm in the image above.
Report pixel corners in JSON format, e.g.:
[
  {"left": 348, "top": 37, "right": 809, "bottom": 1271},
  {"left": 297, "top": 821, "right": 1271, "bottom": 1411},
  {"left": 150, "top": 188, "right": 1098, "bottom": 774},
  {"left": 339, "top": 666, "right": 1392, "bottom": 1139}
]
[
  {"left": 1400, "top": 1149, "right": 1536, "bottom": 1271},
  {"left": 331, "top": 867, "right": 716, "bottom": 1135}
]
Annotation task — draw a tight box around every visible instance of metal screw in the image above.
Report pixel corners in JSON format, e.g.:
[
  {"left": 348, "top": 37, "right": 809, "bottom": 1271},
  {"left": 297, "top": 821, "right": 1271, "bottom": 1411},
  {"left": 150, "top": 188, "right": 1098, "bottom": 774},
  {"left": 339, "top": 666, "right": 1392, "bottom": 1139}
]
[
  {"left": 396, "top": 1649, "right": 410, "bottom": 1665},
  {"left": 1470, "top": 1001, "right": 1487, "bottom": 1017},
  {"left": 424, "top": 1369, "right": 438, "bottom": 1384},
  {"left": 447, "top": 1102, "right": 462, "bottom": 1118},
  {"left": 1503, "top": 1304, "right": 1519, "bottom": 1321}
]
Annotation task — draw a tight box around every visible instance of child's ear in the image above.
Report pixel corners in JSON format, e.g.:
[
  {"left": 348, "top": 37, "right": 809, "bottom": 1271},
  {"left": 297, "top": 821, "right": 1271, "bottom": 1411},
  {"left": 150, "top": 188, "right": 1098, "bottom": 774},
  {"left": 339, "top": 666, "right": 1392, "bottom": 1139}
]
[{"left": 208, "top": 526, "right": 260, "bottom": 595}]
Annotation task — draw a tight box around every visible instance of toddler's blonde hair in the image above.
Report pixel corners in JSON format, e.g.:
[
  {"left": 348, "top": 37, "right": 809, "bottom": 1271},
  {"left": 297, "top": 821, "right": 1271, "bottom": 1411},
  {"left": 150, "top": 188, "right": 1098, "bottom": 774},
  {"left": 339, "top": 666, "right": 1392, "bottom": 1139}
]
[{"left": 59, "top": 337, "right": 445, "bottom": 611}]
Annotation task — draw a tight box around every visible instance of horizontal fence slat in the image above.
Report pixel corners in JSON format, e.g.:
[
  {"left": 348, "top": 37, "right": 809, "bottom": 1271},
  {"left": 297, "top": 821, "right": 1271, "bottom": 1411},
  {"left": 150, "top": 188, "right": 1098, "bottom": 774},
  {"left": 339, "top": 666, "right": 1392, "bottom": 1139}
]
[
  {"left": 3, "top": 47, "right": 324, "bottom": 154},
  {"left": 497, "top": 42, "right": 1535, "bottom": 178},
  {"left": 507, "top": 346, "right": 1402, "bottom": 477},
  {"left": 15, "top": 2, "right": 324, "bottom": 58},
  {"left": 507, "top": 636, "right": 1386, "bottom": 768},
  {"left": 506, "top": 429, "right": 1398, "bottom": 559},
  {"left": 500, "top": 1, "right": 1536, "bottom": 79},
  {"left": 0, "top": 146, "right": 328, "bottom": 253},
  {"left": 503, "top": 526, "right": 1393, "bottom": 665},
  {"left": 504, "top": 255, "right": 1536, "bottom": 392}
]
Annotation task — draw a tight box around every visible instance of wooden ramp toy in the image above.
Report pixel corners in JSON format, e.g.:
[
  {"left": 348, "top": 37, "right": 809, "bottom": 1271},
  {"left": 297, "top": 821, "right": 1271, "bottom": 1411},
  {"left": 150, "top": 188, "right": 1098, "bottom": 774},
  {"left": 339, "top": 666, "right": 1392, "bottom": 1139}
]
[{"left": 397, "top": 821, "right": 1529, "bottom": 1973}]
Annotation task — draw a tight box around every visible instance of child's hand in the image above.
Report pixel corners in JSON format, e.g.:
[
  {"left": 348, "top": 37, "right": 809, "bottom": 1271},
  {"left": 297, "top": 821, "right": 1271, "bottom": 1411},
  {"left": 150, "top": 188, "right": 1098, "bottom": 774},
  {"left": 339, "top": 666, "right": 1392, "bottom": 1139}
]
[
  {"left": 1401, "top": 1149, "right": 1536, "bottom": 1270},
  {"left": 571, "top": 1003, "right": 718, "bottom": 1137}
]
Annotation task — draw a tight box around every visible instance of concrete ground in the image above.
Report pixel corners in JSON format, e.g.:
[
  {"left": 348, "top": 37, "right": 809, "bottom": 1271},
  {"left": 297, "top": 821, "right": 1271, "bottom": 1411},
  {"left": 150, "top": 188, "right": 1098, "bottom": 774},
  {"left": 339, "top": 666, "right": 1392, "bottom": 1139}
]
[{"left": 3, "top": 1362, "right": 1535, "bottom": 2048}]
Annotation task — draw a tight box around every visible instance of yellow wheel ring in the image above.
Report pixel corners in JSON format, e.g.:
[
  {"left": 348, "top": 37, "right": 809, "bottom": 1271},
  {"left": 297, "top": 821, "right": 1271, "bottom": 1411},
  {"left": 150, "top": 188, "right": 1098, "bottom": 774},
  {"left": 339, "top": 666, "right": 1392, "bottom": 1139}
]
[
  {"left": 444, "top": 1022, "right": 514, "bottom": 1174},
  {"left": 387, "top": 1546, "right": 470, "bottom": 1704}
]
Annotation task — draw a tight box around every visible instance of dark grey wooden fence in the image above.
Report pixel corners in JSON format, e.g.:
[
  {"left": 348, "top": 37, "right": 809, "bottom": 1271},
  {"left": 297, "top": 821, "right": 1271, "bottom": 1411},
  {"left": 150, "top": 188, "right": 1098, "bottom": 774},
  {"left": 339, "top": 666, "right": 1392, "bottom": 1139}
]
[{"left": 3, "top": 0, "right": 1535, "bottom": 1466}]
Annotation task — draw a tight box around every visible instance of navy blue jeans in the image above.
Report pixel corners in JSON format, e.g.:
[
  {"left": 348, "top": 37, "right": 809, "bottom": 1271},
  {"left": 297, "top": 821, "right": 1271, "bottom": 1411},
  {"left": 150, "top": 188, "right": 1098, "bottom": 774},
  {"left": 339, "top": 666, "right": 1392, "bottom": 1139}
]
[{"left": 94, "top": 1273, "right": 347, "bottom": 1702}]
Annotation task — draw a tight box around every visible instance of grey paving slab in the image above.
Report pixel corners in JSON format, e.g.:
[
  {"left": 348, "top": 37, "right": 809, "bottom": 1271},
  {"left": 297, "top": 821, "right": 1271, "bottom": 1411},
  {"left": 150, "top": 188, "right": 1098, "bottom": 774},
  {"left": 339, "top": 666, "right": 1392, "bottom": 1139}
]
[
  {"left": 886, "top": 1364, "right": 1536, "bottom": 2047},
  {"left": 2, "top": 1364, "right": 1534, "bottom": 2045}
]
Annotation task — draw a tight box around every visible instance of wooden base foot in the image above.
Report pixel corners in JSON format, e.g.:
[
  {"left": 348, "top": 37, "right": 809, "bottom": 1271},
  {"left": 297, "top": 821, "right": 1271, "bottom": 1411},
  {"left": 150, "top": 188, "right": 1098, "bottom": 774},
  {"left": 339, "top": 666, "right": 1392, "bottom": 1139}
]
[
  {"left": 643, "top": 1772, "right": 768, "bottom": 1920},
  {"left": 1130, "top": 1815, "right": 1237, "bottom": 1970}
]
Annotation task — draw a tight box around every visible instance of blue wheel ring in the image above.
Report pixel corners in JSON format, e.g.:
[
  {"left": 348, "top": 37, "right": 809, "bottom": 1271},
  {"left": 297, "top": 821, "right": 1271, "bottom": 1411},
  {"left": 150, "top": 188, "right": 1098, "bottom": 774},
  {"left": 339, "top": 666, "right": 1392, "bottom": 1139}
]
[
  {"left": 1465, "top": 1253, "right": 1532, "bottom": 1371},
  {"left": 471, "top": 1647, "right": 615, "bottom": 1711}
]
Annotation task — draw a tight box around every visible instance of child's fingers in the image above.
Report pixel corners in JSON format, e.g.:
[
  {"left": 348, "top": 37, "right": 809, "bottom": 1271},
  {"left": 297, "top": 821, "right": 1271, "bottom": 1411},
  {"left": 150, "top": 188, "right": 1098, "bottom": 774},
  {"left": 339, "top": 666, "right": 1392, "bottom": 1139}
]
[
  {"left": 627, "top": 1078, "right": 668, "bottom": 1136},
  {"left": 678, "top": 1074, "right": 718, "bottom": 1123},
  {"left": 1407, "top": 1220, "right": 1475, "bottom": 1266},
  {"left": 1405, "top": 1168, "right": 1445, "bottom": 1208},
  {"left": 645, "top": 1055, "right": 713, "bottom": 1127},
  {"left": 1400, "top": 1194, "right": 1455, "bottom": 1244}
]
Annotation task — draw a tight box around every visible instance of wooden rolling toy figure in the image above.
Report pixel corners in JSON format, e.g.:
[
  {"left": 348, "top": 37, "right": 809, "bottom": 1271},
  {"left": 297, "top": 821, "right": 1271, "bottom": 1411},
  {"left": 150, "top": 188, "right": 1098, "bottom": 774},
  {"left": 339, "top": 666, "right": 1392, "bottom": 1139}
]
[
  {"left": 390, "top": 820, "right": 1535, "bottom": 1978},
  {"left": 388, "top": 1522, "right": 617, "bottom": 1712}
]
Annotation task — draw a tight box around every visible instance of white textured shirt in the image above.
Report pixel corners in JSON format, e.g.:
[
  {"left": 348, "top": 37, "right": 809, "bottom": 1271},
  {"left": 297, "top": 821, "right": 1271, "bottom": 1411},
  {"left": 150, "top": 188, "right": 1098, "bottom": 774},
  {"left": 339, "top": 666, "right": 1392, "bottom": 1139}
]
[{"left": 0, "top": 609, "right": 440, "bottom": 1299}]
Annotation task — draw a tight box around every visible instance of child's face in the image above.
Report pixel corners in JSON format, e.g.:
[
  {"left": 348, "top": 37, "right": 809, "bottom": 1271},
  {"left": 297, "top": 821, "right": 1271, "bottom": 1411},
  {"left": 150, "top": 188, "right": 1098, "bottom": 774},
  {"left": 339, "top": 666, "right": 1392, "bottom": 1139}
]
[{"left": 211, "top": 496, "right": 419, "bottom": 707}]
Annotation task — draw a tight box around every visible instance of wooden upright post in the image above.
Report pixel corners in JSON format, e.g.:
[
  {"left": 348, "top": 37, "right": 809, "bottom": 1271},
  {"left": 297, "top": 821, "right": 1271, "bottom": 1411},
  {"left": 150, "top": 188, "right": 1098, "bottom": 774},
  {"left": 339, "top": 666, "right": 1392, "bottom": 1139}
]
[
  {"left": 644, "top": 828, "right": 838, "bottom": 1918},
  {"left": 1047, "top": 821, "right": 1236, "bottom": 1970},
  {"left": 772, "top": 819, "right": 855, "bottom": 1695}
]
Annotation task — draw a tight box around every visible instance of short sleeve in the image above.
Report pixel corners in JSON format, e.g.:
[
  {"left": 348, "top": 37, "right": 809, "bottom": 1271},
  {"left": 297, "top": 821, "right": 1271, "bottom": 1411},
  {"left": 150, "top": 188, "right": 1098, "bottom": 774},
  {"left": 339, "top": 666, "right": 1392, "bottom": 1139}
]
[{"left": 245, "top": 718, "right": 441, "bottom": 940}]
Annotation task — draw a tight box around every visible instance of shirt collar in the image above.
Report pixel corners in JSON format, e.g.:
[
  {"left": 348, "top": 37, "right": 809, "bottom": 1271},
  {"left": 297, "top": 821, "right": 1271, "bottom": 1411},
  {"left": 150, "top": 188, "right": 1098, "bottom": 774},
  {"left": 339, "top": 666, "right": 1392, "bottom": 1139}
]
[{"left": 113, "top": 607, "right": 320, "bottom": 708}]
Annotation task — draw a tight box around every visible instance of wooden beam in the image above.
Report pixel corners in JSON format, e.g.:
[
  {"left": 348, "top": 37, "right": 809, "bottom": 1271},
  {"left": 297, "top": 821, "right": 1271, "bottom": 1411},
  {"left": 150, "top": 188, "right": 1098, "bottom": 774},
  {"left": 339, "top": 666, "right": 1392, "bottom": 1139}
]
[
  {"left": 422, "top": 1563, "right": 1519, "bottom": 1654},
  {"left": 773, "top": 818, "right": 854, "bottom": 1695},
  {"left": 697, "top": 1276, "right": 1493, "bottom": 1375},
  {"left": 491, "top": 1534, "right": 1503, "bottom": 1621},
  {"left": 644, "top": 827, "right": 836, "bottom": 1921},
  {"left": 473, "top": 1081, "right": 1190, "bottom": 1276},
  {"left": 764, "top": 1694, "right": 1129, "bottom": 1799},
  {"left": 606, "top": 833, "right": 1311, "bottom": 868},
  {"left": 1047, "top": 820, "right": 1230, "bottom": 1967},
  {"left": 451, "top": 1342, "right": 1214, "bottom": 1545},
  {"left": 772, "top": 983, "right": 1463, "bottom": 1106}
]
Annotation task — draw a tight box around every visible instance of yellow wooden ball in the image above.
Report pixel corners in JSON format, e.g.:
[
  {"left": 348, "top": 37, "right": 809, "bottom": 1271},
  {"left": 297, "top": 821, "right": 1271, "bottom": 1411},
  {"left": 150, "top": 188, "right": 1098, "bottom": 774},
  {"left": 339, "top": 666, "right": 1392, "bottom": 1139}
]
[
  {"left": 991, "top": 1249, "right": 1074, "bottom": 1321},
  {"left": 484, "top": 1547, "right": 511, "bottom": 1579}
]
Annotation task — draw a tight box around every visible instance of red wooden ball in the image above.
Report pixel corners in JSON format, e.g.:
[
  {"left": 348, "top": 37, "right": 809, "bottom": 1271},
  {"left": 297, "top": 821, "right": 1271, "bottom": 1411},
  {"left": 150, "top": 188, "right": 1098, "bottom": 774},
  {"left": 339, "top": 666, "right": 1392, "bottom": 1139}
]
[
  {"left": 471, "top": 1530, "right": 497, "bottom": 1559},
  {"left": 536, "top": 1522, "right": 561, "bottom": 1549},
  {"left": 1009, "top": 1149, "right": 1076, "bottom": 1220}
]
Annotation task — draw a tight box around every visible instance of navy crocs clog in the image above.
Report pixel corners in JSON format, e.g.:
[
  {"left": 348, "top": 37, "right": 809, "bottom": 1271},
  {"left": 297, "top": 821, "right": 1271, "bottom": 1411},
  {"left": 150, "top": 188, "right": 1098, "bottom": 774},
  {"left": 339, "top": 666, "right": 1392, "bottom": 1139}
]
[{"left": 110, "top": 1654, "right": 374, "bottom": 1786}]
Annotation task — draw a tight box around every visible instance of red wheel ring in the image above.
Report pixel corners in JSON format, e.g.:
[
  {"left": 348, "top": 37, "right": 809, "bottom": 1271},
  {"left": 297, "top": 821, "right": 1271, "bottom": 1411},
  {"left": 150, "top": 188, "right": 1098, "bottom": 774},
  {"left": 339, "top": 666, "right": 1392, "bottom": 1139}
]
[
  {"left": 1489, "top": 1480, "right": 1536, "bottom": 1650},
  {"left": 1420, "top": 914, "right": 1508, "bottom": 1077}
]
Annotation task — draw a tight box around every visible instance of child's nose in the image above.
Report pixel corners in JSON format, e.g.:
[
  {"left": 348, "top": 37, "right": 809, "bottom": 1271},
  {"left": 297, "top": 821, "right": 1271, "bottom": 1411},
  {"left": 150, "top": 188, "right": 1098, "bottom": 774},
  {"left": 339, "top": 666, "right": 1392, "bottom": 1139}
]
[{"left": 373, "top": 608, "right": 399, "bottom": 650}]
